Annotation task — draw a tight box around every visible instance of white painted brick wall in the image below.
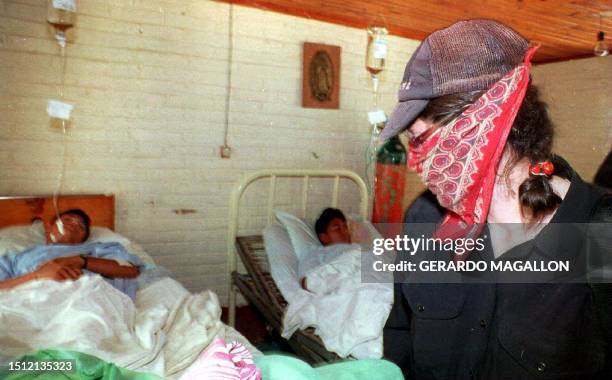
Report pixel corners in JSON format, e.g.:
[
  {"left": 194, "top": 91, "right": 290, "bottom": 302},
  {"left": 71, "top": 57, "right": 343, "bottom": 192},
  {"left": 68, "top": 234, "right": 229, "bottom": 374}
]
[
  {"left": 532, "top": 57, "right": 611, "bottom": 179},
  {"left": 0, "top": 0, "right": 418, "bottom": 301}
]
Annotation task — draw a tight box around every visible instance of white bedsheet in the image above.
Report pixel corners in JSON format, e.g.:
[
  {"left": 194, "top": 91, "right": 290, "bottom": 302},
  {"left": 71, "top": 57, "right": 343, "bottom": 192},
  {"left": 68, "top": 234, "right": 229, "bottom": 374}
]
[
  {"left": 265, "top": 223, "right": 393, "bottom": 359},
  {"left": 0, "top": 275, "right": 256, "bottom": 378},
  {"left": 282, "top": 244, "right": 393, "bottom": 359}
]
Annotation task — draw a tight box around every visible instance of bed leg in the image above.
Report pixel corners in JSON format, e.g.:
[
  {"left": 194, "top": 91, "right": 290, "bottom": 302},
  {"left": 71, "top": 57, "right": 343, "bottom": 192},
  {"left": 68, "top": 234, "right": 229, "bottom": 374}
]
[{"left": 229, "top": 285, "right": 236, "bottom": 327}]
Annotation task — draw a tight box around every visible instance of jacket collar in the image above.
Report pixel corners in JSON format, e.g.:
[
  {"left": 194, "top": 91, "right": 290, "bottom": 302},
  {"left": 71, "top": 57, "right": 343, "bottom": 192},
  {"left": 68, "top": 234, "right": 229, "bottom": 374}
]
[{"left": 531, "top": 165, "right": 602, "bottom": 260}]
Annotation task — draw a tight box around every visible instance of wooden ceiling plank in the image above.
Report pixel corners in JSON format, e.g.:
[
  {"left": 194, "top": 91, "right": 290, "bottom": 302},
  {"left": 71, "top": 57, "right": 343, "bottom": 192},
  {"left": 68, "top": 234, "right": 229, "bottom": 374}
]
[{"left": 219, "top": 0, "right": 612, "bottom": 62}]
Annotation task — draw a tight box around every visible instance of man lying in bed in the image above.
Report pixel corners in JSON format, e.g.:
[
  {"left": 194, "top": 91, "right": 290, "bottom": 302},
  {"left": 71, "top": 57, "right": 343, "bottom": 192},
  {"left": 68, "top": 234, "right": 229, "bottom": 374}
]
[
  {"left": 299, "top": 208, "right": 356, "bottom": 292},
  {"left": 0, "top": 209, "right": 142, "bottom": 299}
]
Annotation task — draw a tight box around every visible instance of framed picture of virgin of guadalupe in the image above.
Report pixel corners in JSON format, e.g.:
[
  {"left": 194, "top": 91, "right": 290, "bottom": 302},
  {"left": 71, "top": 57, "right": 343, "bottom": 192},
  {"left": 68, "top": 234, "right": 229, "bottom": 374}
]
[{"left": 302, "top": 42, "right": 341, "bottom": 109}]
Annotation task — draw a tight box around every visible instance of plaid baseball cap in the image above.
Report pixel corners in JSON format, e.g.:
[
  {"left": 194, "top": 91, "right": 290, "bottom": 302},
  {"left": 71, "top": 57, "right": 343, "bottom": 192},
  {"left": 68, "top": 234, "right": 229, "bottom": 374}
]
[{"left": 380, "top": 19, "right": 529, "bottom": 140}]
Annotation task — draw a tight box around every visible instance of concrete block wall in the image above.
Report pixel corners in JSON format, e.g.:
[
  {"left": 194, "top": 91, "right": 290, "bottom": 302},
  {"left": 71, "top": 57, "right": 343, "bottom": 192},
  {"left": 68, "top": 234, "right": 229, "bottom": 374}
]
[
  {"left": 532, "top": 57, "right": 611, "bottom": 179},
  {"left": 0, "top": 0, "right": 419, "bottom": 301}
]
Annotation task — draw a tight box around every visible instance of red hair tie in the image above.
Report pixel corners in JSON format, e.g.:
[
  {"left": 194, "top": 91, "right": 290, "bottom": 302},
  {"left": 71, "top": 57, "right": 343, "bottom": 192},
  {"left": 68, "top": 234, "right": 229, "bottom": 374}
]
[{"left": 529, "top": 161, "right": 554, "bottom": 177}]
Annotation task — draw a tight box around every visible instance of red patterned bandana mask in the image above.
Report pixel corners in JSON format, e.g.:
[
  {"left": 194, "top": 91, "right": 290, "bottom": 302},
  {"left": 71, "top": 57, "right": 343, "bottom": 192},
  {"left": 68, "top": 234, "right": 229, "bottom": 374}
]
[{"left": 407, "top": 45, "right": 538, "bottom": 257}]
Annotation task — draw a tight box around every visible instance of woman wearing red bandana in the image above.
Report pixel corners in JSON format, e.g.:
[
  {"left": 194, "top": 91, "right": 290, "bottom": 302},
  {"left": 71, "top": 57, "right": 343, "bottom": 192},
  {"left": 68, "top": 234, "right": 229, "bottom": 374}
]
[{"left": 382, "top": 20, "right": 611, "bottom": 380}]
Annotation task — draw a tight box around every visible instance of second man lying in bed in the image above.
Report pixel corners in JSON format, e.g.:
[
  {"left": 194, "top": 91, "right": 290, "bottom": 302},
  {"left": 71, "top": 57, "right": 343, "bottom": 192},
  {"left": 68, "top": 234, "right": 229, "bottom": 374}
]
[
  {"left": 298, "top": 208, "right": 361, "bottom": 293},
  {"left": 0, "top": 208, "right": 142, "bottom": 299}
]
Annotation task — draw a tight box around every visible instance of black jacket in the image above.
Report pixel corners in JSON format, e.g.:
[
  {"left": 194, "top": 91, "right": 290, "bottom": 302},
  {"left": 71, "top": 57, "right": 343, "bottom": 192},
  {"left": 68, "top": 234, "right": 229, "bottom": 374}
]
[{"left": 384, "top": 172, "right": 612, "bottom": 380}]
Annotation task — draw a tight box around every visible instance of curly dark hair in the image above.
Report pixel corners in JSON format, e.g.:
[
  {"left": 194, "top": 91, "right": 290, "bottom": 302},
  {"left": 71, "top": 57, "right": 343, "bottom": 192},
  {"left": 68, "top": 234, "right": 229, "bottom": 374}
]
[{"left": 419, "top": 80, "right": 566, "bottom": 221}]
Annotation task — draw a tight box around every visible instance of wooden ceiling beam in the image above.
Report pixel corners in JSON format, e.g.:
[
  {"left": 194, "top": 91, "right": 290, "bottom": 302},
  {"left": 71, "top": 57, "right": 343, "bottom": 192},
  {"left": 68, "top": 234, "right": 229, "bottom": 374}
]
[{"left": 219, "top": 0, "right": 612, "bottom": 63}]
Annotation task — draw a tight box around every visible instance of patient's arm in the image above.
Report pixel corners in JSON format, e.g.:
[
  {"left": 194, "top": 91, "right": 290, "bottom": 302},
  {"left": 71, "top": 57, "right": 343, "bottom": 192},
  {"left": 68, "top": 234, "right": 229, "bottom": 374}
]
[
  {"left": 0, "top": 260, "right": 82, "bottom": 290},
  {"left": 85, "top": 257, "right": 140, "bottom": 278},
  {"left": 55, "top": 256, "right": 140, "bottom": 279},
  {"left": 0, "top": 273, "right": 38, "bottom": 290},
  {"left": 0, "top": 254, "right": 139, "bottom": 290}
]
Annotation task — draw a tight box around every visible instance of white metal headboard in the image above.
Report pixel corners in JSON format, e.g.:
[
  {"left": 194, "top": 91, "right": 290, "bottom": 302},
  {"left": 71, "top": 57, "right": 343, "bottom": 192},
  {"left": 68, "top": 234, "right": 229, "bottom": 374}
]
[{"left": 226, "top": 169, "right": 369, "bottom": 326}]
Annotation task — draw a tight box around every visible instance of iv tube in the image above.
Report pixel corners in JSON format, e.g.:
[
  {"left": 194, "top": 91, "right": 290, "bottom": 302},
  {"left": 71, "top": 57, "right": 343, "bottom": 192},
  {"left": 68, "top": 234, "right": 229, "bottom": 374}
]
[
  {"left": 48, "top": 0, "right": 75, "bottom": 230},
  {"left": 52, "top": 40, "right": 70, "bottom": 232},
  {"left": 365, "top": 125, "right": 382, "bottom": 194},
  {"left": 364, "top": 26, "right": 388, "bottom": 194}
]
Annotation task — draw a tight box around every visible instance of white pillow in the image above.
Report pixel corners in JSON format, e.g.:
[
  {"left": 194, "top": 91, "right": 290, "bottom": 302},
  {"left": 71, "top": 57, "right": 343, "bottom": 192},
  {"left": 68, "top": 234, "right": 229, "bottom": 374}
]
[
  {"left": 86, "top": 227, "right": 155, "bottom": 265},
  {"left": 88, "top": 227, "right": 131, "bottom": 245},
  {"left": 263, "top": 223, "right": 301, "bottom": 300},
  {"left": 0, "top": 221, "right": 46, "bottom": 257},
  {"left": 347, "top": 219, "right": 383, "bottom": 244},
  {"left": 274, "top": 210, "right": 321, "bottom": 261}
]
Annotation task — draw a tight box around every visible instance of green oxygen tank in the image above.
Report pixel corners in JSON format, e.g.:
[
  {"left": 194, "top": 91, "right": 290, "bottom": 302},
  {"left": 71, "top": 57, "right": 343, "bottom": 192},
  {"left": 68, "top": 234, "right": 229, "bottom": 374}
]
[{"left": 373, "top": 136, "right": 407, "bottom": 236}]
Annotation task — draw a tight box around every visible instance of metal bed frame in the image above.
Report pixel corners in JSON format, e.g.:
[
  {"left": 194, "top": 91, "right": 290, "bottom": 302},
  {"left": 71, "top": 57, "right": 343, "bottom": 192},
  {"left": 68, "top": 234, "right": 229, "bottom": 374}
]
[{"left": 226, "top": 169, "right": 369, "bottom": 363}]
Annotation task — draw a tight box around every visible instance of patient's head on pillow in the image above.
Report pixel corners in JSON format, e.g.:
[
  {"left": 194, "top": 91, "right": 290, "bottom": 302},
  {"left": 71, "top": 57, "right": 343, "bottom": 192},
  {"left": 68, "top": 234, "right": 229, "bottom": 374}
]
[
  {"left": 315, "top": 208, "right": 351, "bottom": 246},
  {"left": 45, "top": 208, "right": 91, "bottom": 245}
]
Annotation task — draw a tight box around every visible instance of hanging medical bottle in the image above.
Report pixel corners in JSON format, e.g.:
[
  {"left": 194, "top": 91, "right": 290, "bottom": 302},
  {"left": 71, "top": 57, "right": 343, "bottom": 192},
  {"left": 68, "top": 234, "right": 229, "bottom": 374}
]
[
  {"left": 365, "top": 26, "right": 388, "bottom": 104},
  {"left": 372, "top": 135, "right": 406, "bottom": 237},
  {"left": 47, "top": 0, "right": 76, "bottom": 32},
  {"left": 46, "top": 0, "right": 76, "bottom": 130}
]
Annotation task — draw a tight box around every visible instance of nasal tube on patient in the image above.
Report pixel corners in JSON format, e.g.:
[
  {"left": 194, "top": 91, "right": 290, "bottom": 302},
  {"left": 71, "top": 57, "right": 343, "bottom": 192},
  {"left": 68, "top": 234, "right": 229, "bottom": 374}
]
[
  {"left": 56, "top": 219, "right": 65, "bottom": 235},
  {"left": 49, "top": 219, "right": 65, "bottom": 242}
]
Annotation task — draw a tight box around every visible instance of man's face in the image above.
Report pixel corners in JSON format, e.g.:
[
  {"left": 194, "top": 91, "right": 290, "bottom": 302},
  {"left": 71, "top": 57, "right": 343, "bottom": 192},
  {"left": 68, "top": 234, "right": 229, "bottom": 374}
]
[
  {"left": 319, "top": 218, "right": 351, "bottom": 246},
  {"left": 47, "top": 213, "right": 87, "bottom": 245}
]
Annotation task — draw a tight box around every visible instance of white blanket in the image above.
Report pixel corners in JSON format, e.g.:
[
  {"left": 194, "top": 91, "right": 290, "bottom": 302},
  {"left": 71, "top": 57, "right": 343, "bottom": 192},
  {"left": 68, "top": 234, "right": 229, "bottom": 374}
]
[
  {"left": 0, "top": 275, "right": 255, "bottom": 378},
  {"left": 284, "top": 244, "right": 393, "bottom": 359}
]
